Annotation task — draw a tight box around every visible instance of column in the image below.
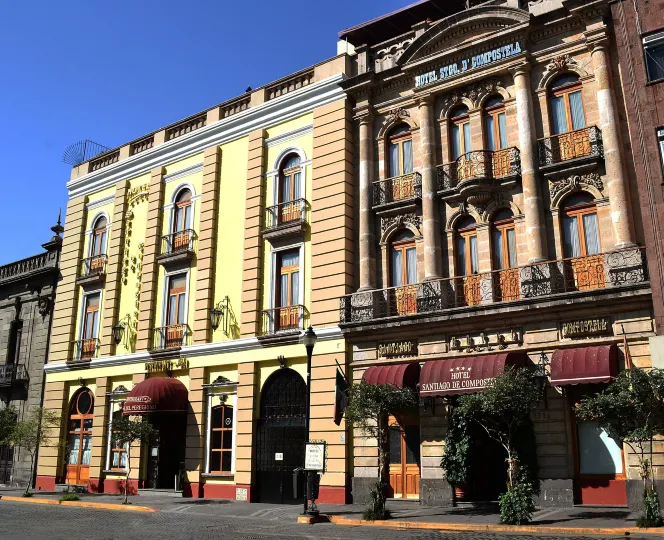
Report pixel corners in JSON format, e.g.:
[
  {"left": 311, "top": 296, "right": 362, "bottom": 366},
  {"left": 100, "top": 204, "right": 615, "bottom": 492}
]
[
  {"left": 588, "top": 36, "right": 636, "bottom": 248},
  {"left": 418, "top": 97, "right": 443, "bottom": 280},
  {"left": 184, "top": 367, "right": 205, "bottom": 497},
  {"left": 358, "top": 114, "right": 376, "bottom": 290},
  {"left": 88, "top": 377, "right": 109, "bottom": 493},
  {"left": 511, "top": 63, "right": 548, "bottom": 263}
]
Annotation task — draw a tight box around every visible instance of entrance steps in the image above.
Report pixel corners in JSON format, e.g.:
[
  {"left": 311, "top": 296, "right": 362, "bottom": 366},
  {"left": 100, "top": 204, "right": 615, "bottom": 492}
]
[{"left": 138, "top": 488, "right": 183, "bottom": 498}]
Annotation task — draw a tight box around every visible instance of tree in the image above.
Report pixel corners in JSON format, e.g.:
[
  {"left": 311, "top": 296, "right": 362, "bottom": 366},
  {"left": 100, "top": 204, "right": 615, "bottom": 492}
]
[
  {"left": 343, "top": 380, "right": 416, "bottom": 519},
  {"left": 576, "top": 368, "right": 664, "bottom": 527},
  {"left": 0, "top": 406, "right": 18, "bottom": 446},
  {"left": 9, "top": 407, "right": 61, "bottom": 496},
  {"left": 110, "top": 415, "right": 157, "bottom": 504}
]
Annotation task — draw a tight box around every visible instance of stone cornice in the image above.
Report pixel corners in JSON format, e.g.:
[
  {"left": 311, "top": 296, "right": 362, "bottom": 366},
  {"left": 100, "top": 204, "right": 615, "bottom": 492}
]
[{"left": 66, "top": 74, "right": 346, "bottom": 198}]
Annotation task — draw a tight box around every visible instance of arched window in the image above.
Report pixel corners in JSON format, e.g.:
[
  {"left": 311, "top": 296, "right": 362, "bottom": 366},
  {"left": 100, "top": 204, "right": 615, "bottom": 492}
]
[
  {"left": 388, "top": 124, "right": 413, "bottom": 177},
  {"left": 66, "top": 389, "right": 94, "bottom": 485},
  {"left": 279, "top": 154, "right": 302, "bottom": 223},
  {"left": 450, "top": 106, "right": 471, "bottom": 160},
  {"left": 549, "top": 73, "right": 586, "bottom": 135},
  {"left": 491, "top": 209, "right": 516, "bottom": 270},
  {"left": 561, "top": 192, "right": 600, "bottom": 258},
  {"left": 484, "top": 96, "right": 507, "bottom": 151},
  {"left": 456, "top": 216, "right": 478, "bottom": 276},
  {"left": 390, "top": 229, "right": 417, "bottom": 287},
  {"left": 173, "top": 189, "right": 192, "bottom": 233},
  {"left": 90, "top": 216, "right": 107, "bottom": 257}
]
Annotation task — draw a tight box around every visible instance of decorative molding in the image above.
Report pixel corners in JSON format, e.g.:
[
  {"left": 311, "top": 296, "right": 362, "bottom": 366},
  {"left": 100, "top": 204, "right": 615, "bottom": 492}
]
[
  {"left": 66, "top": 74, "right": 346, "bottom": 198},
  {"left": 163, "top": 163, "right": 203, "bottom": 183},
  {"left": 38, "top": 296, "right": 52, "bottom": 317},
  {"left": 86, "top": 195, "right": 115, "bottom": 211},
  {"left": 537, "top": 54, "right": 590, "bottom": 90},
  {"left": 549, "top": 173, "right": 604, "bottom": 203},
  {"left": 43, "top": 325, "right": 345, "bottom": 373},
  {"left": 380, "top": 212, "right": 422, "bottom": 237},
  {"left": 264, "top": 124, "right": 313, "bottom": 148},
  {"left": 387, "top": 107, "right": 410, "bottom": 124},
  {"left": 440, "top": 78, "right": 508, "bottom": 117}
]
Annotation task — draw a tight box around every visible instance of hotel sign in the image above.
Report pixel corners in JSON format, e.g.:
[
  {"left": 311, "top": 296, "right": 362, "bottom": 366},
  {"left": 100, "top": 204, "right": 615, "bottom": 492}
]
[
  {"left": 561, "top": 317, "right": 612, "bottom": 338},
  {"left": 145, "top": 358, "right": 190, "bottom": 373},
  {"left": 378, "top": 340, "right": 418, "bottom": 358},
  {"left": 414, "top": 41, "right": 523, "bottom": 88},
  {"left": 420, "top": 365, "right": 497, "bottom": 395}
]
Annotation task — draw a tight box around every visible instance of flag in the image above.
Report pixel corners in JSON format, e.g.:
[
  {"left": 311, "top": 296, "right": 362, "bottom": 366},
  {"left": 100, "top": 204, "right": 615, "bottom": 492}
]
[{"left": 334, "top": 368, "right": 349, "bottom": 426}]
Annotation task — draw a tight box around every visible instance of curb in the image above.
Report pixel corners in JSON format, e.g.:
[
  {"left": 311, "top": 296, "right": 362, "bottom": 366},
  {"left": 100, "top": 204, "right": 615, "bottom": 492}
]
[
  {"left": 0, "top": 495, "right": 158, "bottom": 513},
  {"left": 326, "top": 515, "right": 664, "bottom": 536}
]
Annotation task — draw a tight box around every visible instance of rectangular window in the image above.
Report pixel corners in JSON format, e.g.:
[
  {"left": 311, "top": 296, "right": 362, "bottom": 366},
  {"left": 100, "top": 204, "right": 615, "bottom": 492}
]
[
  {"left": 83, "top": 294, "right": 100, "bottom": 340},
  {"left": 276, "top": 250, "right": 299, "bottom": 308},
  {"left": 167, "top": 275, "right": 187, "bottom": 326},
  {"left": 658, "top": 129, "right": 664, "bottom": 177},
  {"left": 209, "top": 405, "right": 234, "bottom": 474},
  {"left": 6, "top": 320, "right": 22, "bottom": 365},
  {"left": 109, "top": 410, "right": 128, "bottom": 470},
  {"left": 644, "top": 31, "right": 664, "bottom": 82}
]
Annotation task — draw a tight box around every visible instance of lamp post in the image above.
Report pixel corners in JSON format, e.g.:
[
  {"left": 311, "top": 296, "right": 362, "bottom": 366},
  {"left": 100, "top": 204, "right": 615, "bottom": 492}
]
[{"left": 301, "top": 325, "right": 317, "bottom": 515}]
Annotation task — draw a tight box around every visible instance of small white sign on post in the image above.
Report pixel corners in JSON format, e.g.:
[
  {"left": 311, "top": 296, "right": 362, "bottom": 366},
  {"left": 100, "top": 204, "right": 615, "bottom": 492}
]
[
  {"left": 275, "top": 452, "right": 283, "bottom": 461},
  {"left": 304, "top": 442, "right": 326, "bottom": 471}
]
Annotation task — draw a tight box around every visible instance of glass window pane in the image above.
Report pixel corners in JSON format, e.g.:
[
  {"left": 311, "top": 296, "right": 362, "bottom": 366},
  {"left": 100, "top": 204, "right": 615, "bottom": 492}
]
[
  {"left": 120, "top": 448, "right": 128, "bottom": 469},
  {"left": 81, "top": 434, "right": 92, "bottom": 465},
  {"left": 280, "top": 250, "right": 299, "bottom": 267},
  {"left": 452, "top": 125, "right": 461, "bottom": 160},
  {"left": 224, "top": 407, "right": 233, "bottom": 427},
  {"left": 404, "top": 426, "right": 420, "bottom": 465},
  {"left": 563, "top": 216, "right": 581, "bottom": 258},
  {"left": 456, "top": 237, "right": 466, "bottom": 275},
  {"left": 83, "top": 418, "right": 93, "bottom": 430},
  {"left": 463, "top": 123, "right": 471, "bottom": 155},
  {"left": 402, "top": 140, "right": 413, "bottom": 174},
  {"left": 406, "top": 248, "right": 417, "bottom": 285},
  {"left": 389, "top": 142, "right": 400, "bottom": 177},
  {"left": 185, "top": 206, "right": 191, "bottom": 229},
  {"left": 222, "top": 430, "right": 232, "bottom": 450},
  {"left": 569, "top": 91, "right": 586, "bottom": 130},
  {"left": 279, "top": 274, "right": 288, "bottom": 307},
  {"left": 211, "top": 430, "right": 222, "bottom": 450},
  {"left": 68, "top": 435, "right": 80, "bottom": 464},
  {"left": 498, "top": 113, "right": 508, "bottom": 149},
  {"left": 293, "top": 172, "right": 301, "bottom": 200},
  {"left": 389, "top": 426, "right": 401, "bottom": 464},
  {"left": 281, "top": 174, "right": 291, "bottom": 203},
  {"left": 210, "top": 451, "right": 221, "bottom": 472},
  {"left": 507, "top": 228, "right": 517, "bottom": 268},
  {"left": 582, "top": 213, "right": 601, "bottom": 255},
  {"left": 87, "top": 294, "right": 100, "bottom": 310},
  {"left": 100, "top": 231, "right": 107, "bottom": 254},
  {"left": 112, "top": 451, "right": 119, "bottom": 468},
  {"left": 212, "top": 407, "right": 222, "bottom": 428},
  {"left": 290, "top": 272, "right": 299, "bottom": 305},
  {"left": 646, "top": 42, "right": 664, "bottom": 81},
  {"left": 170, "top": 275, "right": 186, "bottom": 291},
  {"left": 551, "top": 96, "right": 568, "bottom": 134},
  {"left": 469, "top": 236, "right": 479, "bottom": 274},
  {"left": 78, "top": 392, "right": 92, "bottom": 415},
  {"left": 578, "top": 422, "right": 623, "bottom": 474},
  {"left": 69, "top": 420, "right": 81, "bottom": 432},
  {"left": 486, "top": 115, "right": 496, "bottom": 151},
  {"left": 493, "top": 229, "right": 504, "bottom": 270},
  {"left": 177, "top": 294, "right": 186, "bottom": 324},
  {"left": 391, "top": 250, "right": 403, "bottom": 287},
  {"left": 221, "top": 451, "right": 232, "bottom": 473}
]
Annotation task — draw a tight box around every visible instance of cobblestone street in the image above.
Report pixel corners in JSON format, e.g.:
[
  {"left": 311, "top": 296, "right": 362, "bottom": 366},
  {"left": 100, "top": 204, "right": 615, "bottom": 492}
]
[{"left": 0, "top": 501, "right": 651, "bottom": 540}]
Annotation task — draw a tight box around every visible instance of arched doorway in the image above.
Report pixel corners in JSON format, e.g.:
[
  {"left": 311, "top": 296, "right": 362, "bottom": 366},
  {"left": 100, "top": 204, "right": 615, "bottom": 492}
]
[
  {"left": 66, "top": 388, "right": 94, "bottom": 485},
  {"left": 255, "top": 368, "right": 306, "bottom": 504}
]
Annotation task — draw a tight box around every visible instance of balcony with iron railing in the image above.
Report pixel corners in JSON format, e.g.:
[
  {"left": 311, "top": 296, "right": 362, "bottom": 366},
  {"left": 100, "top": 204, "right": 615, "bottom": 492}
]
[
  {"left": 260, "top": 305, "right": 308, "bottom": 342},
  {"left": 262, "top": 199, "right": 308, "bottom": 241},
  {"left": 372, "top": 172, "right": 422, "bottom": 212},
  {"left": 71, "top": 338, "right": 99, "bottom": 363},
  {"left": 437, "top": 148, "right": 521, "bottom": 195},
  {"left": 0, "top": 364, "right": 28, "bottom": 388},
  {"left": 153, "top": 324, "right": 191, "bottom": 351},
  {"left": 77, "top": 255, "right": 107, "bottom": 285},
  {"left": 157, "top": 229, "right": 196, "bottom": 266},
  {"left": 339, "top": 247, "right": 648, "bottom": 325},
  {"left": 538, "top": 126, "right": 603, "bottom": 174}
]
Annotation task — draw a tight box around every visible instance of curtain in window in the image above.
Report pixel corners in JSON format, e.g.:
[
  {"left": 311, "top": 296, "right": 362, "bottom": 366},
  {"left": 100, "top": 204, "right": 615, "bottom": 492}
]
[
  {"left": 293, "top": 172, "right": 301, "bottom": 201},
  {"left": 168, "top": 296, "right": 177, "bottom": 325},
  {"left": 507, "top": 228, "right": 517, "bottom": 268},
  {"left": 456, "top": 237, "right": 466, "bottom": 275},
  {"left": 582, "top": 213, "right": 601, "bottom": 255},
  {"left": 469, "top": 236, "right": 479, "bottom": 274},
  {"left": 486, "top": 115, "right": 496, "bottom": 151},
  {"left": 563, "top": 216, "right": 581, "bottom": 257},
  {"left": 452, "top": 125, "right": 461, "bottom": 160},
  {"left": 391, "top": 250, "right": 403, "bottom": 287},
  {"left": 281, "top": 251, "right": 299, "bottom": 267},
  {"left": 647, "top": 43, "right": 664, "bottom": 81},
  {"left": 290, "top": 272, "right": 299, "bottom": 305},
  {"left": 402, "top": 140, "right": 413, "bottom": 174},
  {"left": 81, "top": 434, "right": 92, "bottom": 465},
  {"left": 492, "top": 229, "right": 504, "bottom": 269},
  {"left": 68, "top": 434, "right": 80, "bottom": 465},
  {"left": 463, "top": 123, "right": 471, "bottom": 155},
  {"left": 406, "top": 248, "right": 417, "bottom": 284},
  {"left": 389, "top": 142, "right": 400, "bottom": 176},
  {"left": 498, "top": 113, "right": 508, "bottom": 149},
  {"left": 569, "top": 91, "right": 586, "bottom": 130},
  {"left": 551, "top": 96, "right": 568, "bottom": 134},
  {"left": 281, "top": 175, "right": 291, "bottom": 203},
  {"left": 280, "top": 274, "right": 289, "bottom": 307},
  {"left": 177, "top": 294, "right": 186, "bottom": 324}
]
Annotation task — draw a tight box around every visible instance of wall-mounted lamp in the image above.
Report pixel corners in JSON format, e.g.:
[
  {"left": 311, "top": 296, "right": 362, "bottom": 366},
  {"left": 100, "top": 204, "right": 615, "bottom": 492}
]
[
  {"left": 112, "top": 314, "right": 132, "bottom": 345},
  {"left": 210, "top": 296, "right": 230, "bottom": 334}
]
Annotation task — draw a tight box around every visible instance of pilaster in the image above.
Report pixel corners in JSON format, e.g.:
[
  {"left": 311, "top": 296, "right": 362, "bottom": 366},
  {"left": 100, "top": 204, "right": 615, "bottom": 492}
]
[
  {"left": 88, "top": 377, "right": 109, "bottom": 492},
  {"left": 234, "top": 362, "right": 257, "bottom": 495},
  {"left": 358, "top": 114, "right": 376, "bottom": 290},
  {"left": 184, "top": 367, "right": 205, "bottom": 496}
]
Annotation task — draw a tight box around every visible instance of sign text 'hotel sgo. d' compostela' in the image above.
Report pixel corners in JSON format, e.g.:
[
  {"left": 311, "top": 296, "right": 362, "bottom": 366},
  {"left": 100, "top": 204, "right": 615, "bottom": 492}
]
[{"left": 414, "top": 42, "right": 523, "bottom": 88}]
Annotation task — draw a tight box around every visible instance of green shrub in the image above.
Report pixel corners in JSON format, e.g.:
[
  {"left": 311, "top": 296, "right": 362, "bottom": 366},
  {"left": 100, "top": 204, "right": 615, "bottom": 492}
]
[
  {"left": 60, "top": 493, "right": 80, "bottom": 502},
  {"left": 21, "top": 492, "right": 33, "bottom": 498},
  {"left": 362, "top": 481, "right": 390, "bottom": 521},
  {"left": 498, "top": 481, "right": 535, "bottom": 525},
  {"left": 637, "top": 488, "right": 663, "bottom": 528}
]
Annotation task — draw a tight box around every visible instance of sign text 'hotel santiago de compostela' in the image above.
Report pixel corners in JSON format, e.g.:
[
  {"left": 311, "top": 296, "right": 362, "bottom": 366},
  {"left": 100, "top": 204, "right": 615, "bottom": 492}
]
[{"left": 414, "top": 41, "right": 522, "bottom": 88}]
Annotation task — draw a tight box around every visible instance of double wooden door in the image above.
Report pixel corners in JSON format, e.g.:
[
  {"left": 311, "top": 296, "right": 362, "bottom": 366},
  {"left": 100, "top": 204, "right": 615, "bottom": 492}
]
[
  {"left": 66, "top": 390, "right": 94, "bottom": 485},
  {"left": 388, "top": 416, "right": 420, "bottom": 499}
]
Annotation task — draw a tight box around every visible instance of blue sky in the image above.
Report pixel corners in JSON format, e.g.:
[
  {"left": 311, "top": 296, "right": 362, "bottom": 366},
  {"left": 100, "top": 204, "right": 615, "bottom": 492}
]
[{"left": 0, "top": 0, "right": 412, "bottom": 265}]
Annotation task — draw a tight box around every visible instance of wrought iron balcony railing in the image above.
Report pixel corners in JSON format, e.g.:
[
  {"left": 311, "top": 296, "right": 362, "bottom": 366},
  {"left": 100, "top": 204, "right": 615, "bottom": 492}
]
[
  {"left": 72, "top": 338, "right": 99, "bottom": 361},
  {"left": 264, "top": 199, "right": 307, "bottom": 231},
  {"left": 437, "top": 148, "right": 521, "bottom": 191},
  {"left": 153, "top": 324, "right": 190, "bottom": 350},
  {"left": 80, "top": 255, "right": 106, "bottom": 278},
  {"left": 339, "top": 247, "right": 648, "bottom": 324},
  {"left": 161, "top": 229, "right": 196, "bottom": 257},
  {"left": 0, "top": 364, "right": 28, "bottom": 387},
  {"left": 373, "top": 172, "right": 422, "bottom": 207},
  {"left": 261, "top": 305, "right": 307, "bottom": 336},
  {"left": 538, "top": 126, "right": 603, "bottom": 166}
]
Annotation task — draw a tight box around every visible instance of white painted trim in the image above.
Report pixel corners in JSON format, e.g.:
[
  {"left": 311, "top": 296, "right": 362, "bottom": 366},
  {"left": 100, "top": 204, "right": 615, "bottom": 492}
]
[
  {"left": 86, "top": 195, "right": 115, "bottom": 211},
  {"left": 67, "top": 74, "right": 346, "bottom": 198},
  {"left": 204, "top": 388, "right": 238, "bottom": 475},
  {"left": 264, "top": 124, "right": 313, "bottom": 148},
  {"left": 270, "top": 147, "right": 308, "bottom": 208},
  {"left": 86, "top": 211, "right": 111, "bottom": 258},
  {"left": 44, "top": 325, "right": 343, "bottom": 373},
  {"left": 163, "top": 163, "right": 203, "bottom": 184}
]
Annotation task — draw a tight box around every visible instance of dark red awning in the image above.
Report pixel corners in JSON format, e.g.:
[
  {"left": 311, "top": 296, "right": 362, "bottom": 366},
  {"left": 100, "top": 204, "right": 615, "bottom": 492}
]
[
  {"left": 420, "top": 352, "right": 528, "bottom": 397},
  {"left": 550, "top": 344, "right": 618, "bottom": 386},
  {"left": 123, "top": 377, "right": 188, "bottom": 415},
  {"left": 362, "top": 363, "right": 419, "bottom": 389}
]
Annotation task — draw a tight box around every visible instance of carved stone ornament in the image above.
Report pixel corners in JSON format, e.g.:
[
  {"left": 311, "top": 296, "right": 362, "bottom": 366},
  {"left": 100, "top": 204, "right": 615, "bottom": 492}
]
[
  {"left": 538, "top": 54, "right": 586, "bottom": 89},
  {"left": 466, "top": 192, "right": 501, "bottom": 216},
  {"left": 212, "top": 375, "right": 232, "bottom": 385},
  {"left": 442, "top": 78, "right": 504, "bottom": 114},
  {"left": 387, "top": 107, "right": 410, "bottom": 124},
  {"left": 380, "top": 212, "right": 421, "bottom": 235},
  {"left": 113, "top": 385, "right": 129, "bottom": 394},
  {"left": 550, "top": 173, "right": 604, "bottom": 200},
  {"left": 38, "top": 296, "right": 51, "bottom": 317}
]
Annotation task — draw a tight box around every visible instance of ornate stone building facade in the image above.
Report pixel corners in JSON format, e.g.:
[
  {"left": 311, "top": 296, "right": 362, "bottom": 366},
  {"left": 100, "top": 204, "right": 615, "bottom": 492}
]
[
  {"left": 0, "top": 223, "right": 62, "bottom": 486},
  {"left": 339, "top": 0, "right": 653, "bottom": 509}
]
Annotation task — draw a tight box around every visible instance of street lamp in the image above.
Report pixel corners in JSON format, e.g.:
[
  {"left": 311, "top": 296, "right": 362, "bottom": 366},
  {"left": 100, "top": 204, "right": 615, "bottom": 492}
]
[
  {"left": 302, "top": 325, "right": 317, "bottom": 515},
  {"left": 210, "top": 297, "right": 229, "bottom": 334}
]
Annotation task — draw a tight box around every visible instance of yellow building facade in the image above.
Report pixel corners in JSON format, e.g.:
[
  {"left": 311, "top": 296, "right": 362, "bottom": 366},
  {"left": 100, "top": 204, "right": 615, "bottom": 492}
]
[{"left": 37, "top": 55, "right": 355, "bottom": 503}]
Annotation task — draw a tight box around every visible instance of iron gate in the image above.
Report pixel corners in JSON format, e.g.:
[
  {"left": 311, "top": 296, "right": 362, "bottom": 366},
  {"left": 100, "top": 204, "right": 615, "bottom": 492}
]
[
  {"left": 0, "top": 446, "right": 13, "bottom": 485},
  {"left": 255, "top": 368, "right": 306, "bottom": 504}
]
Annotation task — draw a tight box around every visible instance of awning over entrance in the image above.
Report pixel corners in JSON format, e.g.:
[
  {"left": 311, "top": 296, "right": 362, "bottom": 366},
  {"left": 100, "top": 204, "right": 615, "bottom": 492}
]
[
  {"left": 420, "top": 352, "right": 528, "bottom": 397},
  {"left": 362, "top": 363, "right": 419, "bottom": 389},
  {"left": 550, "top": 344, "right": 618, "bottom": 386},
  {"left": 123, "top": 377, "right": 188, "bottom": 415}
]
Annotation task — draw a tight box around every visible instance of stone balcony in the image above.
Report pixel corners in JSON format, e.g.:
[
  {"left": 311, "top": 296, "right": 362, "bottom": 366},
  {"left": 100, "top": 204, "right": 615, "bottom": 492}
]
[{"left": 538, "top": 126, "right": 603, "bottom": 178}]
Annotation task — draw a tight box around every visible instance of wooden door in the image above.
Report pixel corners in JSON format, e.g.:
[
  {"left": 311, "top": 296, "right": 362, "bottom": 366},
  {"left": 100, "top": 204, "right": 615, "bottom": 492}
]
[
  {"left": 492, "top": 218, "right": 520, "bottom": 301},
  {"left": 279, "top": 158, "right": 301, "bottom": 224},
  {"left": 391, "top": 234, "right": 417, "bottom": 316},
  {"left": 66, "top": 390, "right": 94, "bottom": 485},
  {"left": 456, "top": 227, "right": 480, "bottom": 306},
  {"left": 276, "top": 250, "right": 300, "bottom": 331},
  {"left": 562, "top": 202, "right": 604, "bottom": 291},
  {"left": 388, "top": 416, "right": 420, "bottom": 499}
]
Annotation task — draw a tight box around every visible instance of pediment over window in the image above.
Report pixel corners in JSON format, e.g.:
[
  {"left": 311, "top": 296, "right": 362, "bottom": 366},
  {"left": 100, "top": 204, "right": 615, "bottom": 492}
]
[{"left": 398, "top": 6, "right": 530, "bottom": 67}]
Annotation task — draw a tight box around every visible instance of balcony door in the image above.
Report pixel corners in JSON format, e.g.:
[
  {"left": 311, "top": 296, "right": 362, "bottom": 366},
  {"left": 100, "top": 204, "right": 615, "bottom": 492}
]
[
  {"left": 550, "top": 73, "right": 588, "bottom": 160},
  {"left": 561, "top": 193, "right": 604, "bottom": 291},
  {"left": 165, "top": 274, "right": 187, "bottom": 347},
  {"left": 391, "top": 230, "right": 417, "bottom": 316},
  {"left": 81, "top": 294, "right": 100, "bottom": 360},
  {"left": 89, "top": 216, "right": 107, "bottom": 273},
  {"left": 492, "top": 210, "right": 519, "bottom": 301},
  {"left": 456, "top": 217, "right": 481, "bottom": 306},
  {"left": 66, "top": 389, "right": 94, "bottom": 486},
  {"left": 276, "top": 250, "right": 300, "bottom": 331},
  {"left": 279, "top": 155, "right": 301, "bottom": 224},
  {"left": 172, "top": 189, "right": 192, "bottom": 252}
]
